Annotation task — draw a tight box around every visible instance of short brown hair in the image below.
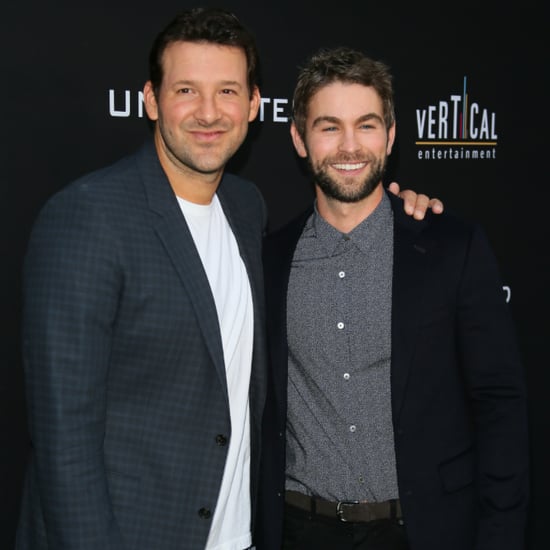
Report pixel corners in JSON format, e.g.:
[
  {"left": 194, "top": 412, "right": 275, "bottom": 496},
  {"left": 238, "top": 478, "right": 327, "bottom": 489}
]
[
  {"left": 149, "top": 7, "right": 260, "bottom": 98},
  {"left": 292, "top": 47, "right": 395, "bottom": 137}
]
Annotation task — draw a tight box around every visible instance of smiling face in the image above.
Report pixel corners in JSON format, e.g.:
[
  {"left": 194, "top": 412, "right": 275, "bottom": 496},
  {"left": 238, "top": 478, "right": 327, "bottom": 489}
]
[
  {"left": 144, "top": 41, "right": 260, "bottom": 189},
  {"left": 291, "top": 81, "right": 395, "bottom": 205}
]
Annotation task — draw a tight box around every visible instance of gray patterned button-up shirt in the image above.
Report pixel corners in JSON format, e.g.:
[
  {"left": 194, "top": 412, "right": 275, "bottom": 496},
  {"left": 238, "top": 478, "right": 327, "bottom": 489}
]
[{"left": 285, "top": 192, "right": 399, "bottom": 501}]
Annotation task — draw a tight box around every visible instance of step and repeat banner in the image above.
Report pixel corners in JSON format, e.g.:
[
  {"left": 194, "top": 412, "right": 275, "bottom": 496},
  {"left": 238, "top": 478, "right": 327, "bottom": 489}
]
[{"left": 2, "top": 2, "right": 546, "bottom": 548}]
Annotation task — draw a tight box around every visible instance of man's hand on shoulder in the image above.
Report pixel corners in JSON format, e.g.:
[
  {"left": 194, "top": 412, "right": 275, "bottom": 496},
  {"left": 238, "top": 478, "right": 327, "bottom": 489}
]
[{"left": 388, "top": 182, "right": 444, "bottom": 220}]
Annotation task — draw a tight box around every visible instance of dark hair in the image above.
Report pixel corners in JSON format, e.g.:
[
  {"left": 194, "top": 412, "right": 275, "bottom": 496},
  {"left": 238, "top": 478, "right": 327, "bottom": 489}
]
[
  {"left": 149, "top": 7, "right": 259, "bottom": 97},
  {"left": 292, "top": 47, "right": 395, "bottom": 137}
]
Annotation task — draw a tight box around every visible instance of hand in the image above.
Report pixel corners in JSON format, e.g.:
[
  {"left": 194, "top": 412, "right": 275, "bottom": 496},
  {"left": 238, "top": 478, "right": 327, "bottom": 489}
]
[{"left": 388, "top": 182, "right": 444, "bottom": 220}]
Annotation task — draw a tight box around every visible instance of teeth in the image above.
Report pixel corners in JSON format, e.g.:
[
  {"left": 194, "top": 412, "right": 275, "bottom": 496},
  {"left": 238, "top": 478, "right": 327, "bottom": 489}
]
[{"left": 332, "top": 162, "right": 365, "bottom": 170}]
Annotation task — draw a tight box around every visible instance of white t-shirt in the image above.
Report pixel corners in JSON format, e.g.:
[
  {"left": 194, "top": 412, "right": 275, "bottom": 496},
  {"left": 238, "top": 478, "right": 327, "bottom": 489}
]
[{"left": 177, "top": 194, "right": 254, "bottom": 550}]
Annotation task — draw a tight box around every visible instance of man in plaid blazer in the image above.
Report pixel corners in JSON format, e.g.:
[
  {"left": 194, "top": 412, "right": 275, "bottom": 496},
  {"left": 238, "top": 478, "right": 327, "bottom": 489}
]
[{"left": 16, "top": 9, "right": 268, "bottom": 550}]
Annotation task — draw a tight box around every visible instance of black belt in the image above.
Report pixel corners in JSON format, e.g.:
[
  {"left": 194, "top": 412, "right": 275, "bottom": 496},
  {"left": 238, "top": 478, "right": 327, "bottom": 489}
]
[{"left": 285, "top": 490, "right": 402, "bottom": 523}]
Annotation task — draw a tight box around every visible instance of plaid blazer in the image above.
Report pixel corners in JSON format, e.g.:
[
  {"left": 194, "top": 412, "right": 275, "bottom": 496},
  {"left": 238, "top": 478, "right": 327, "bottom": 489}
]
[{"left": 16, "top": 140, "right": 268, "bottom": 550}]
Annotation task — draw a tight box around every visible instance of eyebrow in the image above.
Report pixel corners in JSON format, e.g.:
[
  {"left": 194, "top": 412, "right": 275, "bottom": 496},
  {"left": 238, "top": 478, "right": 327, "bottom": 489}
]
[
  {"left": 311, "top": 113, "right": 384, "bottom": 128},
  {"left": 172, "top": 79, "right": 244, "bottom": 88}
]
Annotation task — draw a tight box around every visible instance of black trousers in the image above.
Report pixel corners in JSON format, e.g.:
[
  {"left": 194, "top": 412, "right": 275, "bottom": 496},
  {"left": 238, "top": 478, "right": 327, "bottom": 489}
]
[{"left": 282, "top": 502, "right": 410, "bottom": 550}]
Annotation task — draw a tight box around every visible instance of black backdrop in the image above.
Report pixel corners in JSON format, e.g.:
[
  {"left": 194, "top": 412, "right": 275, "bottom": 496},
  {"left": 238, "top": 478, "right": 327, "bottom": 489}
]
[{"left": 2, "top": 2, "right": 547, "bottom": 548}]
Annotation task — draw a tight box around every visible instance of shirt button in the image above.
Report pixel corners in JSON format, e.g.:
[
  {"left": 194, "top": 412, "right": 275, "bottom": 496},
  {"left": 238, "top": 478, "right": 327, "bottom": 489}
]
[
  {"left": 337, "top": 322, "right": 345, "bottom": 329},
  {"left": 349, "top": 425, "right": 356, "bottom": 433},
  {"left": 338, "top": 271, "right": 346, "bottom": 278},
  {"left": 343, "top": 373, "right": 350, "bottom": 380}
]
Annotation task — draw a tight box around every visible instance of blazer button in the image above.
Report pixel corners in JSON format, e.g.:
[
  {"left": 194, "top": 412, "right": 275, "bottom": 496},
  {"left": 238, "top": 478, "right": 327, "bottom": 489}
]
[
  {"left": 198, "top": 507, "right": 212, "bottom": 519},
  {"left": 215, "top": 434, "right": 228, "bottom": 446}
]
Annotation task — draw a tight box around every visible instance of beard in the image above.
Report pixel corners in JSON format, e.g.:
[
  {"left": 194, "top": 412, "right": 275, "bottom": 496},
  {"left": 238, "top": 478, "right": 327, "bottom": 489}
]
[
  {"left": 157, "top": 116, "right": 243, "bottom": 176},
  {"left": 307, "top": 152, "right": 387, "bottom": 203}
]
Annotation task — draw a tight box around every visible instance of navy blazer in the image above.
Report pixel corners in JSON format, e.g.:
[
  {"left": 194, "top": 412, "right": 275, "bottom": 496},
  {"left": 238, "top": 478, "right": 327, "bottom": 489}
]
[
  {"left": 16, "top": 141, "right": 268, "bottom": 550},
  {"left": 256, "top": 191, "right": 529, "bottom": 550}
]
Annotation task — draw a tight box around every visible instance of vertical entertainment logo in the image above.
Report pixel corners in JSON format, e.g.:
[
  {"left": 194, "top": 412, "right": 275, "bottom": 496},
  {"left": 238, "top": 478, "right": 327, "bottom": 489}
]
[{"left": 415, "top": 77, "right": 497, "bottom": 161}]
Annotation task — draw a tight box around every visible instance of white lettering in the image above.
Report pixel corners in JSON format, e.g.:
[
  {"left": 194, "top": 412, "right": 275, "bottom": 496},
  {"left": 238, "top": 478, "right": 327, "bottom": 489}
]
[
  {"left": 108, "top": 90, "right": 288, "bottom": 122},
  {"left": 438, "top": 101, "right": 449, "bottom": 139},
  {"left": 137, "top": 90, "right": 144, "bottom": 118},
  {"left": 450, "top": 95, "right": 461, "bottom": 139},
  {"left": 416, "top": 85, "right": 496, "bottom": 146},
  {"left": 109, "top": 89, "right": 131, "bottom": 117},
  {"left": 259, "top": 97, "right": 271, "bottom": 122},
  {"left": 427, "top": 105, "right": 437, "bottom": 139},
  {"left": 273, "top": 98, "right": 288, "bottom": 122},
  {"left": 479, "top": 109, "right": 491, "bottom": 139},
  {"left": 259, "top": 97, "right": 290, "bottom": 122},
  {"left": 416, "top": 110, "right": 427, "bottom": 139},
  {"left": 469, "top": 103, "right": 479, "bottom": 139},
  {"left": 109, "top": 89, "right": 145, "bottom": 118}
]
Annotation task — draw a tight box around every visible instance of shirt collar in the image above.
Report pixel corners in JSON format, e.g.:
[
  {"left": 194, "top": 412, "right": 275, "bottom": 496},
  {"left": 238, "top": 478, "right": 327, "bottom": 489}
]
[{"left": 310, "top": 192, "right": 393, "bottom": 257}]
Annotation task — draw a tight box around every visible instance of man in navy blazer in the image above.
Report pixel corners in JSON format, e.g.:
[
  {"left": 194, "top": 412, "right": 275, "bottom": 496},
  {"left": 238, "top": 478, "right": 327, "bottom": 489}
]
[
  {"left": 256, "top": 48, "right": 529, "bottom": 550},
  {"left": 16, "top": 8, "right": 269, "bottom": 550}
]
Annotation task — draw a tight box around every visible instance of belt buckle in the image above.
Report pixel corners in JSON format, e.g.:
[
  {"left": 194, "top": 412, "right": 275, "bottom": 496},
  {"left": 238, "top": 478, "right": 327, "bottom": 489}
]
[{"left": 336, "top": 500, "right": 361, "bottom": 522}]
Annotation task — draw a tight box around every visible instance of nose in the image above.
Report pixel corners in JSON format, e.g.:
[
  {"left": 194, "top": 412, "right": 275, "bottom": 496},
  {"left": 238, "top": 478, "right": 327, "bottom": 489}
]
[
  {"left": 194, "top": 94, "right": 221, "bottom": 126},
  {"left": 338, "top": 128, "right": 360, "bottom": 154}
]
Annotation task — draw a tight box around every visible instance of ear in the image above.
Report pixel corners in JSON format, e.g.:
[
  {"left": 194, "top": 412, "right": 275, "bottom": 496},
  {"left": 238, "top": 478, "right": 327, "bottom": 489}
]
[
  {"left": 143, "top": 81, "right": 159, "bottom": 121},
  {"left": 290, "top": 122, "right": 308, "bottom": 158},
  {"left": 248, "top": 86, "right": 261, "bottom": 122},
  {"left": 386, "top": 122, "right": 396, "bottom": 155}
]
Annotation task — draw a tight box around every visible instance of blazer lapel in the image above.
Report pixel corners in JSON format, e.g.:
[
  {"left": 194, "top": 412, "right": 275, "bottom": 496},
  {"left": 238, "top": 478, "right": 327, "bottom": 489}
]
[
  {"left": 217, "top": 177, "right": 267, "bottom": 417},
  {"left": 136, "top": 142, "right": 227, "bottom": 392},
  {"left": 217, "top": 177, "right": 264, "bottom": 325},
  {"left": 389, "top": 192, "right": 434, "bottom": 423}
]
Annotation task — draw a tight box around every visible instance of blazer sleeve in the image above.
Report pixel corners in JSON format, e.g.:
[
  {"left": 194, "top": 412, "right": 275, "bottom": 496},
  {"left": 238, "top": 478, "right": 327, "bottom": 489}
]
[
  {"left": 22, "top": 187, "right": 125, "bottom": 549},
  {"left": 456, "top": 223, "right": 529, "bottom": 549}
]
